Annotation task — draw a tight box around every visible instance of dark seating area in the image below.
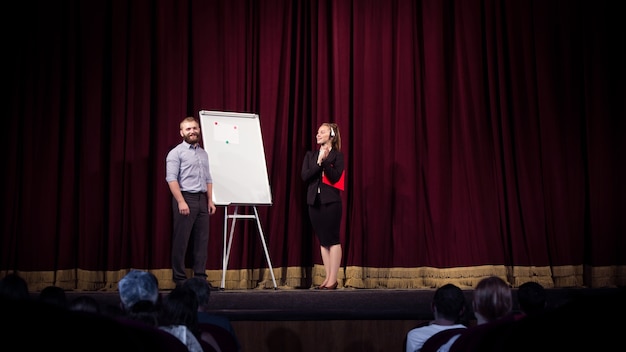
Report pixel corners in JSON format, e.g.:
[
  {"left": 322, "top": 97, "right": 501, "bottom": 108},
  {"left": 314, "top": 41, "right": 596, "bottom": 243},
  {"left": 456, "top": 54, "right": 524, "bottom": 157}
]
[
  {"left": 1, "top": 298, "right": 153, "bottom": 351},
  {"left": 420, "top": 287, "right": 626, "bottom": 352},
  {"left": 3, "top": 286, "right": 621, "bottom": 351}
]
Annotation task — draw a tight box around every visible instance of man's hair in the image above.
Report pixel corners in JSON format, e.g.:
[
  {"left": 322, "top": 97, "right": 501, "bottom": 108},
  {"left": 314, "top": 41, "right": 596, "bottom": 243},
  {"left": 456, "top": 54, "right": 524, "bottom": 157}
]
[
  {"left": 179, "top": 116, "right": 198, "bottom": 129},
  {"left": 517, "top": 281, "right": 546, "bottom": 315},
  {"left": 181, "top": 277, "right": 210, "bottom": 307},
  {"left": 433, "top": 283, "right": 466, "bottom": 321},
  {"left": 118, "top": 270, "right": 159, "bottom": 310},
  {"left": 160, "top": 285, "right": 199, "bottom": 330},
  {"left": 38, "top": 285, "right": 67, "bottom": 308},
  {"left": 0, "top": 273, "right": 30, "bottom": 301}
]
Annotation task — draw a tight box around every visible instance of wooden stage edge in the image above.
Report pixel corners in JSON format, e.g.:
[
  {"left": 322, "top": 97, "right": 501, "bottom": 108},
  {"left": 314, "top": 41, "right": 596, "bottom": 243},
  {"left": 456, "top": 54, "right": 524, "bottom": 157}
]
[{"left": 51, "top": 286, "right": 625, "bottom": 321}]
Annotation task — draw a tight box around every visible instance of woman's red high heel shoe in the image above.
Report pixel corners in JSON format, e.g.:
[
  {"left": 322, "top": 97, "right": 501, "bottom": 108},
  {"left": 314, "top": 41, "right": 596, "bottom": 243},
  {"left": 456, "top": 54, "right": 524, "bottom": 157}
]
[{"left": 321, "top": 282, "right": 338, "bottom": 290}]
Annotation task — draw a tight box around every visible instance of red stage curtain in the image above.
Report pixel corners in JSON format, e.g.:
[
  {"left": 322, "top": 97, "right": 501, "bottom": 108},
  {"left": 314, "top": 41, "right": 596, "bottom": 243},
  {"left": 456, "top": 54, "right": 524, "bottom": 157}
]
[{"left": 1, "top": 0, "right": 624, "bottom": 290}]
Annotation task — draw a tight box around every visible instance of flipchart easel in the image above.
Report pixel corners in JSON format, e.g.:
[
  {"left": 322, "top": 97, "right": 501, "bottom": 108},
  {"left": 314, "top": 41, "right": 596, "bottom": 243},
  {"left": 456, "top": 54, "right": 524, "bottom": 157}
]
[{"left": 220, "top": 205, "right": 277, "bottom": 289}]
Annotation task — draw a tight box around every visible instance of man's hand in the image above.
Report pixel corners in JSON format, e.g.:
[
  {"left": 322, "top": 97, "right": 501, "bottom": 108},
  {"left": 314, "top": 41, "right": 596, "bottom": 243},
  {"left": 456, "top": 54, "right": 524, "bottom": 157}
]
[{"left": 178, "top": 201, "right": 190, "bottom": 215}]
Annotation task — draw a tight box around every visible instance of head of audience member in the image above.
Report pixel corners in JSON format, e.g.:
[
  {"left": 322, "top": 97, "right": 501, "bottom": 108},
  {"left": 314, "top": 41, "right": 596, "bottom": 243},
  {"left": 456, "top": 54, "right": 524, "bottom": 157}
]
[
  {"left": 157, "top": 285, "right": 208, "bottom": 350},
  {"left": 69, "top": 295, "right": 102, "bottom": 314},
  {"left": 118, "top": 270, "right": 160, "bottom": 312},
  {"left": 432, "top": 283, "right": 467, "bottom": 324},
  {"left": 182, "top": 277, "right": 241, "bottom": 351},
  {"left": 0, "top": 273, "right": 30, "bottom": 301},
  {"left": 38, "top": 285, "right": 68, "bottom": 309},
  {"left": 126, "top": 299, "right": 161, "bottom": 326},
  {"left": 160, "top": 285, "right": 200, "bottom": 334},
  {"left": 517, "top": 281, "right": 547, "bottom": 316},
  {"left": 181, "top": 277, "right": 211, "bottom": 311},
  {"left": 472, "top": 276, "right": 513, "bottom": 324}
]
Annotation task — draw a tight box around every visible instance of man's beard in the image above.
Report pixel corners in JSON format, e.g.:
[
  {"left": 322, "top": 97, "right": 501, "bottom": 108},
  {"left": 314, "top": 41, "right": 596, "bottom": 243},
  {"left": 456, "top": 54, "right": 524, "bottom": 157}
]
[{"left": 184, "top": 133, "right": 199, "bottom": 144}]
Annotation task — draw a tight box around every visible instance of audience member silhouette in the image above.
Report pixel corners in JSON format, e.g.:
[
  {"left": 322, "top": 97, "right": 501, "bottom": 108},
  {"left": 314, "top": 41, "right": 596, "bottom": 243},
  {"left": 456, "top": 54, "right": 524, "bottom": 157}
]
[
  {"left": 118, "top": 270, "right": 161, "bottom": 311},
  {"left": 116, "top": 270, "right": 163, "bottom": 326},
  {"left": 2, "top": 274, "right": 149, "bottom": 350},
  {"left": 497, "top": 286, "right": 626, "bottom": 351},
  {"left": 38, "top": 285, "right": 68, "bottom": 309},
  {"left": 437, "top": 276, "right": 513, "bottom": 352},
  {"left": 516, "top": 281, "right": 547, "bottom": 317},
  {"left": 68, "top": 295, "right": 102, "bottom": 314},
  {"left": 183, "top": 277, "right": 240, "bottom": 351},
  {"left": 126, "top": 299, "right": 162, "bottom": 326},
  {"left": 0, "top": 273, "right": 30, "bottom": 301},
  {"left": 158, "top": 285, "right": 210, "bottom": 352},
  {"left": 116, "top": 270, "right": 190, "bottom": 351},
  {"left": 471, "top": 276, "right": 513, "bottom": 324},
  {"left": 405, "top": 283, "right": 468, "bottom": 352}
]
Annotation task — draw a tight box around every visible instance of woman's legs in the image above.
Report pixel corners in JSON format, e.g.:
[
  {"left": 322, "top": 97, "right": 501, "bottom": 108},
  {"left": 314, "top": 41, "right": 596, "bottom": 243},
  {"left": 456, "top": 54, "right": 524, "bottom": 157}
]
[
  {"left": 311, "top": 201, "right": 342, "bottom": 288},
  {"left": 323, "top": 244, "right": 342, "bottom": 287},
  {"left": 320, "top": 245, "right": 330, "bottom": 287}
]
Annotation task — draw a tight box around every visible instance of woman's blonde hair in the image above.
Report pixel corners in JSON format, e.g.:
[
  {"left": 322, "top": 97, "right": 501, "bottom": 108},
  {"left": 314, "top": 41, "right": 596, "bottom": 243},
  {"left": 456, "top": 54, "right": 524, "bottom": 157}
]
[{"left": 322, "top": 122, "right": 341, "bottom": 151}]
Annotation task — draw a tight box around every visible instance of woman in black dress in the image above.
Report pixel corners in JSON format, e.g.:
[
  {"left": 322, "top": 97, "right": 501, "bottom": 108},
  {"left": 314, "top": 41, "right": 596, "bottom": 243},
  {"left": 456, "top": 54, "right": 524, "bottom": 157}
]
[{"left": 301, "top": 122, "right": 345, "bottom": 290}]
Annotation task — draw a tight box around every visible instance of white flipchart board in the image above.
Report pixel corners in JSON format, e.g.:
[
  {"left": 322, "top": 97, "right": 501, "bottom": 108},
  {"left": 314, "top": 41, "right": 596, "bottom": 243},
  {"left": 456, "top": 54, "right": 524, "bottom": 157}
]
[
  {"left": 198, "top": 110, "right": 272, "bottom": 206},
  {"left": 198, "top": 110, "right": 277, "bottom": 289}
]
